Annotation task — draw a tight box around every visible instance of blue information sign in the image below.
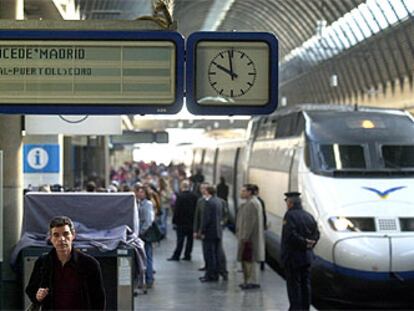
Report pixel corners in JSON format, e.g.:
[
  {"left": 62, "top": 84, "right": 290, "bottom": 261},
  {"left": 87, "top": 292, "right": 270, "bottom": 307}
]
[
  {"left": 186, "top": 32, "right": 279, "bottom": 115},
  {"left": 23, "top": 144, "right": 60, "bottom": 173},
  {"left": 0, "top": 30, "right": 184, "bottom": 115}
]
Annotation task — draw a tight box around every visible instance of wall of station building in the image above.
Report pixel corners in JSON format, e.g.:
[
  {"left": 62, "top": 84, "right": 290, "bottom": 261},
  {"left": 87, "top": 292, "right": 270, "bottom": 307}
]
[{"left": 353, "top": 75, "right": 414, "bottom": 114}]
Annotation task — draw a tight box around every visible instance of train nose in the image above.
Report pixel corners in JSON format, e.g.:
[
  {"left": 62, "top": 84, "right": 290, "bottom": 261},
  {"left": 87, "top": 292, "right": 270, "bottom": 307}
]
[
  {"left": 333, "top": 236, "right": 389, "bottom": 273},
  {"left": 333, "top": 235, "right": 414, "bottom": 274}
]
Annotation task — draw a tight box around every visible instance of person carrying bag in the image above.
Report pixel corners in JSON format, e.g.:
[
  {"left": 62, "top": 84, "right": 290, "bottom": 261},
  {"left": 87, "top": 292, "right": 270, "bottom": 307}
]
[{"left": 142, "top": 221, "right": 163, "bottom": 243}]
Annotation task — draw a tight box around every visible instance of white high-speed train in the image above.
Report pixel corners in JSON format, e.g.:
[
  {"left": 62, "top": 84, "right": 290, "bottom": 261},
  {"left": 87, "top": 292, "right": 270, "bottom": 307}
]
[{"left": 191, "top": 104, "right": 414, "bottom": 307}]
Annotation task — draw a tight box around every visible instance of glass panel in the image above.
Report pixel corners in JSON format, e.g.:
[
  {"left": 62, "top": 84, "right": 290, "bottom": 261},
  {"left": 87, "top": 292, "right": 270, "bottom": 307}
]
[
  {"left": 319, "top": 145, "right": 336, "bottom": 170},
  {"left": 368, "top": 0, "right": 389, "bottom": 29},
  {"left": 353, "top": 10, "right": 372, "bottom": 38},
  {"left": 334, "top": 24, "right": 351, "bottom": 49},
  {"left": 382, "top": 145, "right": 414, "bottom": 168},
  {"left": 318, "top": 144, "right": 366, "bottom": 170},
  {"left": 322, "top": 35, "right": 338, "bottom": 55},
  {"left": 344, "top": 12, "right": 365, "bottom": 42},
  {"left": 377, "top": 0, "right": 398, "bottom": 24},
  {"left": 389, "top": 0, "right": 410, "bottom": 20},
  {"left": 328, "top": 29, "right": 345, "bottom": 49},
  {"left": 338, "top": 21, "right": 357, "bottom": 46},
  {"left": 402, "top": 0, "right": 414, "bottom": 12},
  {"left": 359, "top": 4, "right": 380, "bottom": 33},
  {"left": 338, "top": 145, "right": 366, "bottom": 169}
]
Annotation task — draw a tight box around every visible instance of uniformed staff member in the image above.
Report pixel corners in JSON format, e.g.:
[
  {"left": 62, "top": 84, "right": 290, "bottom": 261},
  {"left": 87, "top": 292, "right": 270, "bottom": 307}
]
[{"left": 281, "top": 192, "right": 319, "bottom": 311}]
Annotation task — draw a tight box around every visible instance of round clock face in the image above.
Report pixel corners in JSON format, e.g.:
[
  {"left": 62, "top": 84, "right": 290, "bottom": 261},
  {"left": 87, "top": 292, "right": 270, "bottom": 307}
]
[{"left": 207, "top": 49, "right": 257, "bottom": 98}]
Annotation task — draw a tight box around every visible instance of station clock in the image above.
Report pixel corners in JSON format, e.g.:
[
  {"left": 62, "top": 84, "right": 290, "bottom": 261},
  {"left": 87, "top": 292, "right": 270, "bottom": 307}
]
[{"left": 186, "top": 32, "right": 279, "bottom": 115}]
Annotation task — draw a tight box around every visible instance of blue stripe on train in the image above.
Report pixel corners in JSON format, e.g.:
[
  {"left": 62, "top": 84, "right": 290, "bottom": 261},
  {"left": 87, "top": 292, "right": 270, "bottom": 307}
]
[{"left": 314, "top": 256, "right": 414, "bottom": 281}]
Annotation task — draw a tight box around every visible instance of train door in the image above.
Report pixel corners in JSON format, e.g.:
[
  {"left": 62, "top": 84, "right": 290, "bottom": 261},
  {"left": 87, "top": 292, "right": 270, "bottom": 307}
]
[
  {"left": 287, "top": 113, "right": 305, "bottom": 192},
  {"left": 213, "top": 148, "right": 219, "bottom": 184},
  {"left": 233, "top": 146, "right": 246, "bottom": 216},
  {"left": 203, "top": 148, "right": 216, "bottom": 184}
]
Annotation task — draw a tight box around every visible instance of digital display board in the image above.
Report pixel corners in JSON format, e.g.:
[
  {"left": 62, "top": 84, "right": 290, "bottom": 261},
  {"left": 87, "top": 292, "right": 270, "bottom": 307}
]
[{"left": 0, "top": 30, "right": 184, "bottom": 114}]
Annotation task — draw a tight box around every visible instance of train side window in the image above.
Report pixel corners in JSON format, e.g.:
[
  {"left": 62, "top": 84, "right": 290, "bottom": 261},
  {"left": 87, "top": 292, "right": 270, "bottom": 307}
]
[
  {"left": 295, "top": 113, "right": 305, "bottom": 136},
  {"left": 256, "top": 117, "right": 269, "bottom": 140},
  {"left": 304, "top": 141, "right": 311, "bottom": 168},
  {"left": 257, "top": 117, "right": 278, "bottom": 140},
  {"left": 276, "top": 114, "right": 297, "bottom": 138}
]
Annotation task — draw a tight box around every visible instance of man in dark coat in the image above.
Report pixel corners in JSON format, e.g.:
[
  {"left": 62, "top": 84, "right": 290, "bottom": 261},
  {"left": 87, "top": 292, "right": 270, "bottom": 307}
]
[
  {"left": 26, "top": 216, "right": 105, "bottom": 310},
  {"left": 200, "top": 185, "right": 223, "bottom": 282},
  {"left": 281, "top": 192, "right": 319, "bottom": 311},
  {"left": 168, "top": 180, "right": 198, "bottom": 261},
  {"left": 216, "top": 176, "right": 229, "bottom": 202}
]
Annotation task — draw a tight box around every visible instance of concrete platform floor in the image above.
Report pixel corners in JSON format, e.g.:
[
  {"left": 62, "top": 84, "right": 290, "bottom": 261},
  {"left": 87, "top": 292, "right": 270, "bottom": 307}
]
[{"left": 134, "top": 228, "right": 315, "bottom": 311}]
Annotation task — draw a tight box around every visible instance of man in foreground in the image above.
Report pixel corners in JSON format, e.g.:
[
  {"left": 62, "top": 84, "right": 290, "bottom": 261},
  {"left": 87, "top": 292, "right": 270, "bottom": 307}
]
[{"left": 26, "top": 216, "right": 106, "bottom": 310}]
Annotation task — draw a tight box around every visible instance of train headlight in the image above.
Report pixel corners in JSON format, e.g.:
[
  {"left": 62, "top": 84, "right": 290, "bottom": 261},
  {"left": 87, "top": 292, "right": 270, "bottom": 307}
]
[
  {"left": 329, "top": 217, "right": 354, "bottom": 231},
  {"left": 328, "top": 217, "right": 376, "bottom": 232}
]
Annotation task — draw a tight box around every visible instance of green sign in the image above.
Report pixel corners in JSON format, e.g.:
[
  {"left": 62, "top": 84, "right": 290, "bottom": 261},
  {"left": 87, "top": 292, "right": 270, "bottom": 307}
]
[{"left": 0, "top": 41, "right": 176, "bottom": 105}]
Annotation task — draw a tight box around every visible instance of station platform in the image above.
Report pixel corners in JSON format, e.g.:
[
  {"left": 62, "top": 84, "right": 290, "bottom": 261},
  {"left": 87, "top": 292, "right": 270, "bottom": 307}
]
[{"left": 134, "top": 227, "right": 309, "bottom": 311}]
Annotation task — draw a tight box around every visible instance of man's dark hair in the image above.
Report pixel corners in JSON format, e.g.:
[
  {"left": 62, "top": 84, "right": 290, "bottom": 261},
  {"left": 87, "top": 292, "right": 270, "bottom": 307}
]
[
  {"left": 86, "top": 181, "right": 97, "bottom": 192},
  {"left": 49, "top": 216, "right": 75, "bottom": 233},
  {"left": 242, "top": 184, "right": 255, "bottom": 194},
  {"left": 251, "top": 184, "right": 259, "bottom": 194},
  {"left": 205, "top": 185, "right": 216, "bottom": 196}
]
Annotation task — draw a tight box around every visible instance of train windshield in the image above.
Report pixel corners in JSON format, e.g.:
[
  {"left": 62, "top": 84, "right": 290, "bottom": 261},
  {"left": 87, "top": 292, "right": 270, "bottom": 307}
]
[
  {"left": 382, "top": 145, "right": 414, "bottom": 169},
  {"left": 318, "top": 144, "right": 366, "bottom": 170},
  {"left": 305, "top": 111, "right": 414, "bottom": 176}
]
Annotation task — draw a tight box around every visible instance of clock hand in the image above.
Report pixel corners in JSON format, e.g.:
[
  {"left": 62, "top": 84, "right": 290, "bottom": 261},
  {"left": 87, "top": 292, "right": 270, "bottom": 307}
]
[
  {"left": 228, "top": 50, "right": 235, "bottom": 81},
  {"left": 216, "top": 64, "right": 238, "bottom": 79}
]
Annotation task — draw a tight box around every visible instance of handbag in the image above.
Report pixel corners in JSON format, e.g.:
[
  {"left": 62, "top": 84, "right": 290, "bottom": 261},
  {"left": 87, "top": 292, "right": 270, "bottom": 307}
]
[
  {"left": 142, "top": 222, "right": 163, "bottom": 243},
  {"left": 25, "top": 302, "right": 42, "bottom": 311},
  {"left": 241, "top": 240, "right": 253, "bottom": 262}
]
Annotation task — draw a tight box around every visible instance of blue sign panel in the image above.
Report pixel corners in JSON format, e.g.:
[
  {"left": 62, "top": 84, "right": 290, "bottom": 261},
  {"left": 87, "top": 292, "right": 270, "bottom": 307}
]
[
  {"left": 24, "top": 144, "right": 60, "bottom": 173},
  {"left": 0, "top": 30, "right": 184, "bottom": 115},
  {"left": 186, "top": 32, "right": 279, "bottom": 115}
]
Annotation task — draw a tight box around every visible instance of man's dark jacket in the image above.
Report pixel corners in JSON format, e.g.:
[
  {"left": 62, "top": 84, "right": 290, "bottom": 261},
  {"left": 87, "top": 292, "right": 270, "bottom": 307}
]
[
  {"left": 281, "top": 204, "right": 320, "bottom": 268},
  {"left": 201, "top": 196, "right": 223, "bottom": 240},
  {"left": 173, "top": 190, "right": 198, "bottom": 230},
  {"left": 26, "top": 248, "right": 106, "bottom": 310}
]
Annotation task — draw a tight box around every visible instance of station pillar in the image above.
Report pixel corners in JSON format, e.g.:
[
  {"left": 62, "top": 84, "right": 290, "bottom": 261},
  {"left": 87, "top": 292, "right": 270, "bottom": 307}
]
[
  {"left": 0, "top": 1, "right": 25, "bottom": 309},
  {"left": 85, "top": 136, "right": 110, "bottom": 188},
  {"left": 0, "top": 116, "right": 23, "bottom": 310}
]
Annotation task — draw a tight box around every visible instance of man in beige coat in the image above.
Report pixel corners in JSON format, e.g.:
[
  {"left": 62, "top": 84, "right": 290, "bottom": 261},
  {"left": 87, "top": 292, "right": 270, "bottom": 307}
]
[{"left": 236, "top": 184, "right": 265, "bottom": 289}]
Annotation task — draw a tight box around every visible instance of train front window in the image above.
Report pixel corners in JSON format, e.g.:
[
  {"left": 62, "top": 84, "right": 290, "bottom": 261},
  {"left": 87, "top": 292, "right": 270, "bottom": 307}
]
[
  {"left": 382, "top": 145, "right": 414, "bottom": 168},
  {"left": 318, "top": 144, "right": 366, "bottom": 170}
]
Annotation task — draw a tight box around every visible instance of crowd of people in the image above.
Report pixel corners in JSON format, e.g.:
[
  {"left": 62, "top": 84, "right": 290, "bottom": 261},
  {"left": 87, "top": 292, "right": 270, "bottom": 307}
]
[{"left": 25, "top": 160, "right": 319, "bottom": 311}]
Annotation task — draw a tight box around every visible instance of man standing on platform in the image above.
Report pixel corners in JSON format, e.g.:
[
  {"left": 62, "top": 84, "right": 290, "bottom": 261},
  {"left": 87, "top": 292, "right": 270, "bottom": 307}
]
[
  {"left": 236, "top": 184, "right": 265, "bottom": 290},
  {"left": 281, "top": 192, "right": 319, "bottom": 311},
  {"left": 199, "top": 185, "right": 223, "bottom": 282},
  {"left": 168, "top": 180, "right": 198, "bottom": 261}
]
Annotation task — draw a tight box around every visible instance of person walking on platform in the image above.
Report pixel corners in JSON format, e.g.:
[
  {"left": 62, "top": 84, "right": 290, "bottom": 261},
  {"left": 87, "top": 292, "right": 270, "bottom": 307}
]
[
  {"left": 252, "top": 184, "right": 268, "bottom": 271},
  {"left": 281, "top": 192, "right": 319, "bottom": 311},
  {"left": 135, "top": 184, "right": 156, "bottom": 289},
  {"left": 216, "top": 176, "right": 229, "bottom": 202},
  {"left": 190, "top": 168, "right": 205, "bottom": 197},
  {"left": 159, "top": 176, "right": 174, "bottom": 238},
  {"left": 199, "top": 185, "right": 223, "bottom": 282},
  {"left": 168, "top": 180, "right": 198, "bottom": 261},
  {"left": 236, "top": 184, "right": 265, "bottom": 290},
  {"left": 26, "top": 216, "right": 106, "bottom": 310}
]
